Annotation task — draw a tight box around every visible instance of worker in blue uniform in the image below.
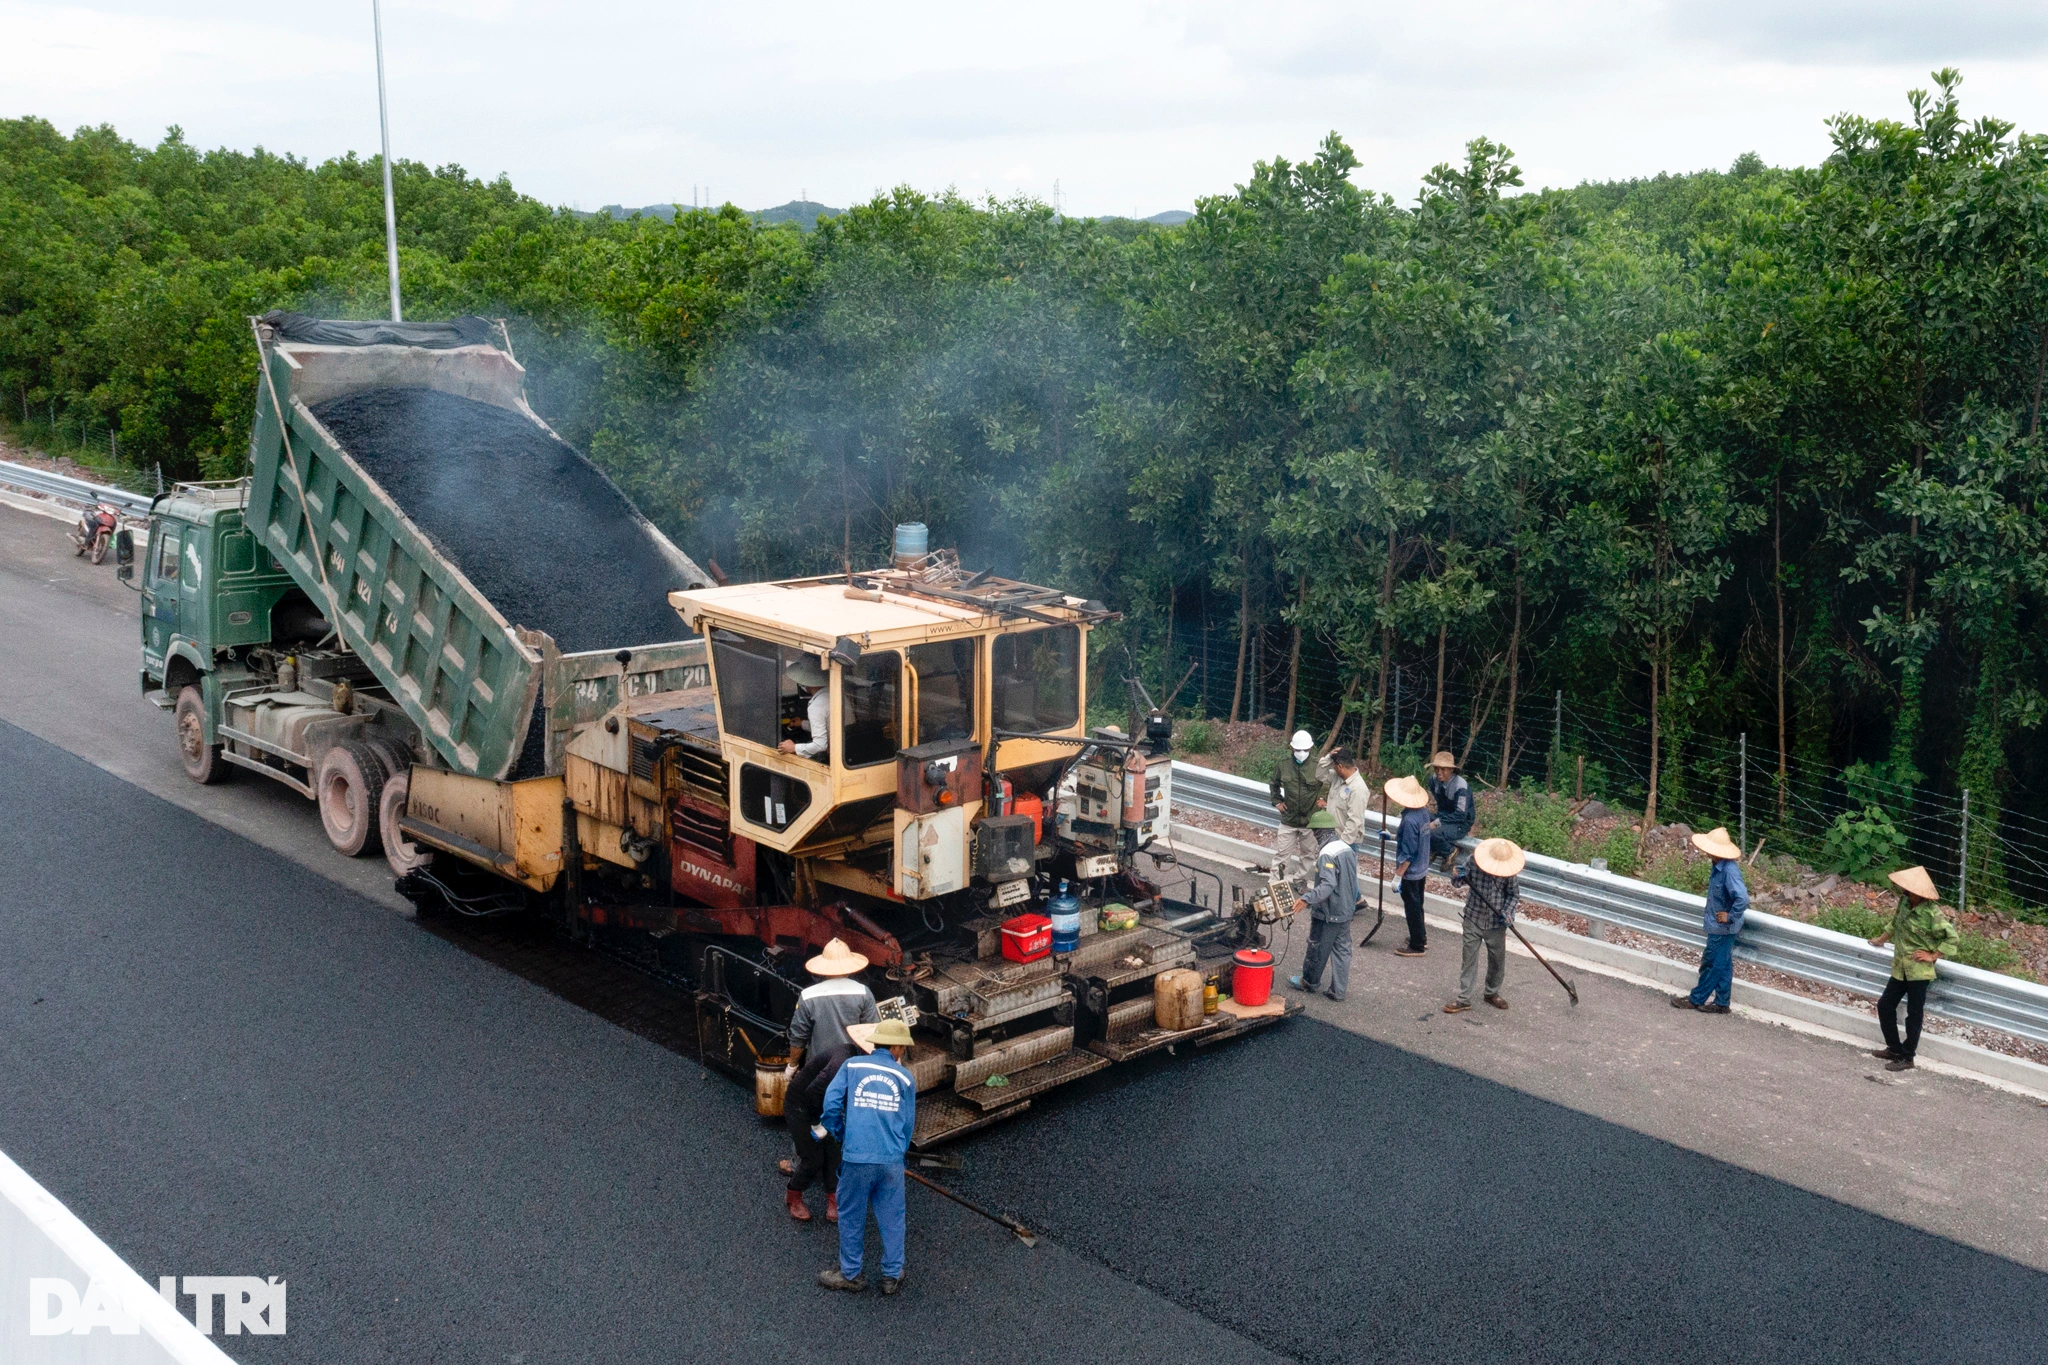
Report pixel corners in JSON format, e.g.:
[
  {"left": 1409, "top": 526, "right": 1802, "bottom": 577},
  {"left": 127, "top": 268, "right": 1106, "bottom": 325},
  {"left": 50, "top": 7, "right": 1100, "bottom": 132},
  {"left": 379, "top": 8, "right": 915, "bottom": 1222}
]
[{"left": 816, "top": 1017, "right": 918, "bottom": 1296}]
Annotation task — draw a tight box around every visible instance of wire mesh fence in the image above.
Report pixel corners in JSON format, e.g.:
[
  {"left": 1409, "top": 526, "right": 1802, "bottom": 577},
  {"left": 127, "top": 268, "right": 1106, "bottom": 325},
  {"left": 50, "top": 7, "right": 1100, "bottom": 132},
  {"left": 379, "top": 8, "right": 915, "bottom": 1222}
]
[
  {"left": 4, "top": 406, "right": 159, "bottom": 497},
  {"left": 1133, "top": 620, "right": 2047, "bottom": 917}
]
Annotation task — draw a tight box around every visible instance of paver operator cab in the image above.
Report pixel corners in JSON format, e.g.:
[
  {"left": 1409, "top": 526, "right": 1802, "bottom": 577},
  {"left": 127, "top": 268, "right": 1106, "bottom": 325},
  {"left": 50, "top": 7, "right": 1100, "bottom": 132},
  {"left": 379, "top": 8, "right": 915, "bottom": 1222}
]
[{"left": 129, "top": 313, "right": 1294, "bottom": 1149}]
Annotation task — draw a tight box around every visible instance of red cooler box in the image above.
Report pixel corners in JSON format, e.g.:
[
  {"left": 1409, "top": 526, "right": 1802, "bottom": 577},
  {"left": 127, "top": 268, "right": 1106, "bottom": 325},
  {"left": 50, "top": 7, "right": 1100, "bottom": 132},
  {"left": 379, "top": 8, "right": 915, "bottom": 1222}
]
[{"left": 1001, "top": 912, "right": 1052, "bottom": 963}]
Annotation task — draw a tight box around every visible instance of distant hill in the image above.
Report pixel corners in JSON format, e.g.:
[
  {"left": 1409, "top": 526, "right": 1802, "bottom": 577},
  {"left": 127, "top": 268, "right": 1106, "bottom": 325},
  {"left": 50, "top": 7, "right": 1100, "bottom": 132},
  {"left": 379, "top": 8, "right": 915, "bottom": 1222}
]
[
  {"left": 579, "top": 201, "right": 1187, "bottom": 230},
  {"left": 581, "top": 200, "right": 844, "bottom": 231}
]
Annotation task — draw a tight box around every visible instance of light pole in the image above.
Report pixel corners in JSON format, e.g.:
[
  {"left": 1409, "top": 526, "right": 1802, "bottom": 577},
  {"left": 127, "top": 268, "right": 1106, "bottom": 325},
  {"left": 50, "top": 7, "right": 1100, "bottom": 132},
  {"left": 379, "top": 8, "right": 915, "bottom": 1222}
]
[{"left": 373, "top": 0, "right": 402, "bottom": 321}]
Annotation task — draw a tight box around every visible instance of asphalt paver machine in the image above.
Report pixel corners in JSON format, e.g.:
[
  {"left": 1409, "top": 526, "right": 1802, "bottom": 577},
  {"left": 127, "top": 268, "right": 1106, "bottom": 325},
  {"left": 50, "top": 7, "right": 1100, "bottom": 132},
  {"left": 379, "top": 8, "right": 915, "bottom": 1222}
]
[{"left": 420, "top": 536, "right": 1297, "bottom": 1145}]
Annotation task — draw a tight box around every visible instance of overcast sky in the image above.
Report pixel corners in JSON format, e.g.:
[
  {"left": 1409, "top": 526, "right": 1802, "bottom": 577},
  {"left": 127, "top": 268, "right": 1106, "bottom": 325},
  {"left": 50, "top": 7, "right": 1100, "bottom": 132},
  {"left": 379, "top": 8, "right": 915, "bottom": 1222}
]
[{"left": 6, "top": 1, "right": 2048, "bottom": 218}]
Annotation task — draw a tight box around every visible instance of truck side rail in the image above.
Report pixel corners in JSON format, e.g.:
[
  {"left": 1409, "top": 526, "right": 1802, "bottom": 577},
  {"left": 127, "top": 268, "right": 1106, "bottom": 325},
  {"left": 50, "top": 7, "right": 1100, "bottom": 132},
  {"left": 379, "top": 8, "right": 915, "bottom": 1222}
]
[{"left": 247, "top": 341, "right": 544, "bottom": 779}]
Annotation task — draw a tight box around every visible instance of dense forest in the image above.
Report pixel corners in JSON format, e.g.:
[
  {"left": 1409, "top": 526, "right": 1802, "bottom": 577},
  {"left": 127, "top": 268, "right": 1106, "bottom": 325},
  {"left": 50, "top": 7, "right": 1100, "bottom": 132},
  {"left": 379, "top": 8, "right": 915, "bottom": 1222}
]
[{"left": 3, "top": 71, "right": 2045, "bottom": 910}]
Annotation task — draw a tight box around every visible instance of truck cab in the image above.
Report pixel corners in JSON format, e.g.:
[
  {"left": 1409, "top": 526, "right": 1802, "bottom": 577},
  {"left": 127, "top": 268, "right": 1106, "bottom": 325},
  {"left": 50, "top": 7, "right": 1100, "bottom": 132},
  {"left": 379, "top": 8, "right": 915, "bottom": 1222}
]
[{"left": 132, "top": 482, "right": 318, "bottom": 736}]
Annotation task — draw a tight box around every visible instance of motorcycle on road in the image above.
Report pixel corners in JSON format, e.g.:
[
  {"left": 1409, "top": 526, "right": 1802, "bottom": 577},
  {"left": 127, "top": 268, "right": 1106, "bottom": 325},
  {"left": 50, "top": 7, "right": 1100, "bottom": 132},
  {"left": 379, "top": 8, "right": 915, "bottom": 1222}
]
[{"left": 71, "top": 502, "right": 122, "bottom": 564}]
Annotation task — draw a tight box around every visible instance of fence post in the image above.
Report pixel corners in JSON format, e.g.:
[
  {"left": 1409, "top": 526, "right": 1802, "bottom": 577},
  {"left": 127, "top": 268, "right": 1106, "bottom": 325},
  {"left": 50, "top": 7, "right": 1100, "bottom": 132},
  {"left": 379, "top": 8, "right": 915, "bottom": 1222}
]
[
  {"left": 1393, "top": 666, "right": 1401, "bottom": 749},
  {"left": 1553, "top": 690, "right": 1562, "bottom": 760},
  {"left": 1958, "top": 788, "right": 1969, "bottom": 914},
  {"left": 1739, "top": 733, "right": 1747, "bottom": 857}
]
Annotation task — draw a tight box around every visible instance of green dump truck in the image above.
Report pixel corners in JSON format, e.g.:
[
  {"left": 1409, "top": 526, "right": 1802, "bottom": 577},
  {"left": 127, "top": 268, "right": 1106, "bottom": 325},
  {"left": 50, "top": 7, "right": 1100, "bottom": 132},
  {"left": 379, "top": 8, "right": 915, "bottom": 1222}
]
[{"left": 122, "top": 313, "right": 713, "bottom": 876}]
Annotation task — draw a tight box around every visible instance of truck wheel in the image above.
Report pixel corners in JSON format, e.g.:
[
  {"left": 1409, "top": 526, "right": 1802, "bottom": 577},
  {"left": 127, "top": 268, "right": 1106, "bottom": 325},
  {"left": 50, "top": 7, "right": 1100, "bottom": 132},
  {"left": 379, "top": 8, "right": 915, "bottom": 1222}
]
[
  {"left": 378, "top": 767, "right": 431, "bottom": 876},
  {"left": 174, "top": 686, "right": 227, "bottom": 785},
  {"left": 317, "top": 741, "right": 389, "bottom": 857}
]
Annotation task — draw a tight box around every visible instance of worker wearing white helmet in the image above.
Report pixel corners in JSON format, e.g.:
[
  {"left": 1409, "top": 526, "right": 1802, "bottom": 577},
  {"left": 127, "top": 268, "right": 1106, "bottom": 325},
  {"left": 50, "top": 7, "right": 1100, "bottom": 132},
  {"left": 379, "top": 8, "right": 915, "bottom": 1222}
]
[{"left": 1268, "top": 729, "right": 1322, "bottom": 881}]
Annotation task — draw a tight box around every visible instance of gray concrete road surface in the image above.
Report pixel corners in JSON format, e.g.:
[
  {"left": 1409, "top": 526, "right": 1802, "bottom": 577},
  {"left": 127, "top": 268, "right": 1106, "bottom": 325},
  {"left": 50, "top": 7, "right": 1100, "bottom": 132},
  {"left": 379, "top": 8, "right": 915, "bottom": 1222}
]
[{"left": 0, "top": 502, "right": 402, "bottom": 909}]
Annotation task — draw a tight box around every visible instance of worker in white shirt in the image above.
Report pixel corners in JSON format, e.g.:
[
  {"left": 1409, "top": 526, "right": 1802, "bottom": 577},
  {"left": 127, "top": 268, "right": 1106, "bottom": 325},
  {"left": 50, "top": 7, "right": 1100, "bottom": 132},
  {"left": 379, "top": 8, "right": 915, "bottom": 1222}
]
[{"left": 778, "top": 657, "right": 831, "bottom": 761}]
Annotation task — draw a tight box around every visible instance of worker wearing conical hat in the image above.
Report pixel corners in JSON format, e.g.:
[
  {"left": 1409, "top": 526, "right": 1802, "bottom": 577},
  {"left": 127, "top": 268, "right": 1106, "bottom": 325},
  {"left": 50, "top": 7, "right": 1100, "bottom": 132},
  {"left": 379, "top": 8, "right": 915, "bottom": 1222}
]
[
  {"left": 787, "top": 938, "right": 878, "bottom": 1072},
  {"left": 1867, "top": 866, "right": 1959, "bottom": 1072},
  {"left": 1445, "top": 838, "right": 1525, "bottom": 1014},
  {"left": 1426, "top": 751, "right": 1473, "bottom": 877},
  {"left": 817, "top": 1018, "right": 917, "bottom": 1295},
  {"left": 1673, "top": 827, "right": 1747, "bottom": 1014},
  {"left": 1385, "top": 774, "right": 1433, "bottom": 957}
]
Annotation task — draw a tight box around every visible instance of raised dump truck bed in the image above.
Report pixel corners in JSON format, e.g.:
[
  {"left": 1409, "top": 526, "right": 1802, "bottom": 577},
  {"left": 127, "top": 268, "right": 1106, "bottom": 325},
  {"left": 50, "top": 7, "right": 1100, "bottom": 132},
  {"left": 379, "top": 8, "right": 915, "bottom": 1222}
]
[{"left": 133, "top": 312, "right": 713, "bottom": 874}]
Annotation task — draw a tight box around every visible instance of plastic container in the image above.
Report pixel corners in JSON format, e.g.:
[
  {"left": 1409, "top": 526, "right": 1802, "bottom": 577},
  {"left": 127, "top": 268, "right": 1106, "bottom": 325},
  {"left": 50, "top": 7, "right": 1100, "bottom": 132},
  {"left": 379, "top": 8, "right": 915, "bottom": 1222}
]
[
  {"left": 893, "top": 521, "right": 929, "bottom": 566},
  {"left": 1231, "top": 948, "right": 1276, "bottom": 1007},
  {"left": 1153, "top": 968, "right": 1206, "bottom": 1030},
  {"left": 1012, "top": 791, "right": 1044, "bottom": 844},
  {"left": 1001, "top": 912, "right": 1051, "bottom": 963},
  {"left": 1048, "top": 879, "right": 1082, "bottom": 954}
]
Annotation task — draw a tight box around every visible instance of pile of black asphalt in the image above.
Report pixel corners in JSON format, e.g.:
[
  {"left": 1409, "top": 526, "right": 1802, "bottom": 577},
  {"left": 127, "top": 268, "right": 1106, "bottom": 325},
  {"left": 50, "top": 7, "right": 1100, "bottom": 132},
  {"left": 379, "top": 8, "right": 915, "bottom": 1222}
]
[
  {"left": 948, "top": 1023, "right": 2048, "bottom": 1362},
  {"left": 4, "top": 718, "right": 2043, "bottom": 1362},
  {"left": 309, "top": 387, "right": 689, "bottom": 657}
]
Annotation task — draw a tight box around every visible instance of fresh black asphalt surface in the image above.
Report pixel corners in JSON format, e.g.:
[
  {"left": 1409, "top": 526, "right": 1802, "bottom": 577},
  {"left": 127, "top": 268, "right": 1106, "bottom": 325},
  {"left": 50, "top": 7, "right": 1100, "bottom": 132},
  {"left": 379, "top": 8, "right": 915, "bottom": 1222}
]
[
  {"left": 0, "top": 722, "right": 1264, "bottom": 1364},
  {"left": 4, "top": 716, "right": 2044, "bottom": 1361}
]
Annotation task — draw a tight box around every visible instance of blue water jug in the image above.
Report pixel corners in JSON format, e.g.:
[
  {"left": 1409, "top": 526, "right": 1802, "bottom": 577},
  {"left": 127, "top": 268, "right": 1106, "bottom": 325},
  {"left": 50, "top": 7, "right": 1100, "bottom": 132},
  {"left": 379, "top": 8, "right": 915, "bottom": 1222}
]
[{"left": 1048, "top": 879, "right": 1082, "bottom": 954}]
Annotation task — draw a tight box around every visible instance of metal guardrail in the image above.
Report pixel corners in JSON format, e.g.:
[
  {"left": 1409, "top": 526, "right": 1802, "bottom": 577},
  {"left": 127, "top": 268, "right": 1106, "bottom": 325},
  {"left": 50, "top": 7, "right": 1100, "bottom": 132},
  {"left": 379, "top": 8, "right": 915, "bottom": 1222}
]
[
  {"left": 1170, "top": 760, "right": 2048, "bottom": 1047},
  {"left": 0, "top": 458, "right": 157, "bottom": 517}
]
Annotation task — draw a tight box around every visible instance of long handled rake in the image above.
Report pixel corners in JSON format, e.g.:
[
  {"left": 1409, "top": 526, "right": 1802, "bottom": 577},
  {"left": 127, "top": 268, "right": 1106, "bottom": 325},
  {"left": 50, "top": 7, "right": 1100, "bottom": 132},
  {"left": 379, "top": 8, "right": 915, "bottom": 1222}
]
[{"left": 1508, "top": 922, "right": 1579, "bottom": 1006}]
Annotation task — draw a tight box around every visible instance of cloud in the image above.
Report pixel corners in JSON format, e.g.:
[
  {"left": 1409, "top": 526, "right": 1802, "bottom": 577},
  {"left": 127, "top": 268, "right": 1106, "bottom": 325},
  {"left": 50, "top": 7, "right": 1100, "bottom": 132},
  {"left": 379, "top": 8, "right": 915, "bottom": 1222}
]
[
  {"left": 1665, "top": 0, "right": 2048, "bottom": 64},
  {"left": 3, "top": 1, "right": 2046, "bottom": 219}
]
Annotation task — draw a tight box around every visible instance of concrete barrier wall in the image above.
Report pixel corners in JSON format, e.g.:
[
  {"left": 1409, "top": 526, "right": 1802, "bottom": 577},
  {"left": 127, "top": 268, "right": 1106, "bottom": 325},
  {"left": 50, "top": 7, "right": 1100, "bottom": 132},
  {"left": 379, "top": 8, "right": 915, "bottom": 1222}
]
[{"left": 0, "top": 1150, "right": 232, "bottom": 1364}]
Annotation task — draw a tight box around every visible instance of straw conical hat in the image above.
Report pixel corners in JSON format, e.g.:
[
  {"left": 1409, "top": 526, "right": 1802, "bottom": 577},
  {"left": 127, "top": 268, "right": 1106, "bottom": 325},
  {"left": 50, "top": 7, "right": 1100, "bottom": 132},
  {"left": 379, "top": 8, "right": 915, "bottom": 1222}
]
[
  {"left": 1383, "top": 775, "right": 1430, "bottom": 809},
  {"left": 806, "top": 937, "right": 869, "bottom": 976},
  {"left": 786, "top": 656, "right": 828, "bottom": 688},
  {"left": 1472, "top": 838, "right": 1526, "bottom": 878},
  {"left": 1429, "top": 751, "right": 1458, "bottom": 770},
  {"left": 846, "top": 1022, "right": 879, "bottom": 1053},
  {"left": 1691, "top": 826, "right": 1741, "bottom": 861},
  {"left": 866, "top": 1018, "right": 913, "bottom": 1048},
  {"left": 1888, "top": 865, "right": 1939, "bottom": 902}
]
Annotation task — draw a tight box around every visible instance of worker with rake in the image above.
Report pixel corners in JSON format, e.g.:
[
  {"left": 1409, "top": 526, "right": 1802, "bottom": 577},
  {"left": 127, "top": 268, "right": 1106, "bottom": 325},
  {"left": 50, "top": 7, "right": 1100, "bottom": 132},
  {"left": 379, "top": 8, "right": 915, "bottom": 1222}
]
[
  {"left": 1386, "top": 774, "right": 1434, "bottom": 957},
  {"left": 1444, "top": 838, "right": 1525, "bottom": 1013},
  {"left": 1867, "top": 865, "right": 1959, "bottom": 1073}
]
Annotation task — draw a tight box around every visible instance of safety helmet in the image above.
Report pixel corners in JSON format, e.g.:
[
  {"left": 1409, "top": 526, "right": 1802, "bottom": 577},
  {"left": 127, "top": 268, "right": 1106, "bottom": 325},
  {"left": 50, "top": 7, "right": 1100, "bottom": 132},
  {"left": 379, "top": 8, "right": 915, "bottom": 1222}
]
[{"left": 1290, "top": 729, "right": 1313, "bottom": 755}]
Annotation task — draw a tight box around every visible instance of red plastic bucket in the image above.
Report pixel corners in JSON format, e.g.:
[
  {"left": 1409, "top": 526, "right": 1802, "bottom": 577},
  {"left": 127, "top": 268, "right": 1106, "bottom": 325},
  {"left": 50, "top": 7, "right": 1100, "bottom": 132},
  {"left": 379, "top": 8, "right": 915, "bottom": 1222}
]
[{"left": 1232, "top": 948, "right": 1275, "bottom": 1006}]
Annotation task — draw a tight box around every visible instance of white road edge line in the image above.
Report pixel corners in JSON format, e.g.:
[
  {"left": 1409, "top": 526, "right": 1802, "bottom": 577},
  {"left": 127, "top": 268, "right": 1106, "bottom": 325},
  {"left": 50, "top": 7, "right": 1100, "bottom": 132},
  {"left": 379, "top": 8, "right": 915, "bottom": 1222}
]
[{"left": 0, "top": 1147, "right": 233, "bottom": 1361}]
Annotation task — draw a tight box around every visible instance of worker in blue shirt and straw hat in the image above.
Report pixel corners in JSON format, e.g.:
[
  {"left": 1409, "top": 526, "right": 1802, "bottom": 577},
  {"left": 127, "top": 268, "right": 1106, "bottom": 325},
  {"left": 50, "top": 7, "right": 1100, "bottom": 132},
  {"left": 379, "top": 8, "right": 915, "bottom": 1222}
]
[
  {"left": 816, "top": 1017, "right": 917, "bottom": 1296},
  {"left": 1673, "top": 826, "right": 1747, "bottom": 1014}
]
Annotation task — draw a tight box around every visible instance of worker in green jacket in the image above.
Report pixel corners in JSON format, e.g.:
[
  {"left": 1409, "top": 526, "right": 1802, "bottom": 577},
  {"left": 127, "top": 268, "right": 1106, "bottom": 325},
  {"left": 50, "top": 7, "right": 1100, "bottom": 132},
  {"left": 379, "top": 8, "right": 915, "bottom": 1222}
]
[
  {"left": 1269, "top": 730, "right": 1322, "bottom": 882},
  {"left": 1867, "top": 865, "right": 1960, "bottom": 1072}
]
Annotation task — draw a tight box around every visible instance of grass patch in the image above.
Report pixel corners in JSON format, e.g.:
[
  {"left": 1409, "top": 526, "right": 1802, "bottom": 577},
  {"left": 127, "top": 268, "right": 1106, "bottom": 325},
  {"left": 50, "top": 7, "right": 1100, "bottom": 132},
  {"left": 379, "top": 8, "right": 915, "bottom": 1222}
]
[
  {"left": 1174, "top": 719, "right": 1218, "bottom": 755},
  {"left": 1813, "top": 904, "right": 1889, "bottom": 939},
  {"left": 1643, "top": 851, "right": 1710, "bottom": 895},
  {"left": 1477, "top": 784, "right": 1574, "bottom": 859},
  {"left": 1564, "top": 825, "right": 1640, "bottom": 877},
  {"left": 1236, "top": 738, "right": 1287, "bottom": 784},
  {"left": 1814, "top": 903, "right": 2034, "bottom": 979},
  {"left": 1953, "top": 932, "right": 2030, "bottom": 978}
]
